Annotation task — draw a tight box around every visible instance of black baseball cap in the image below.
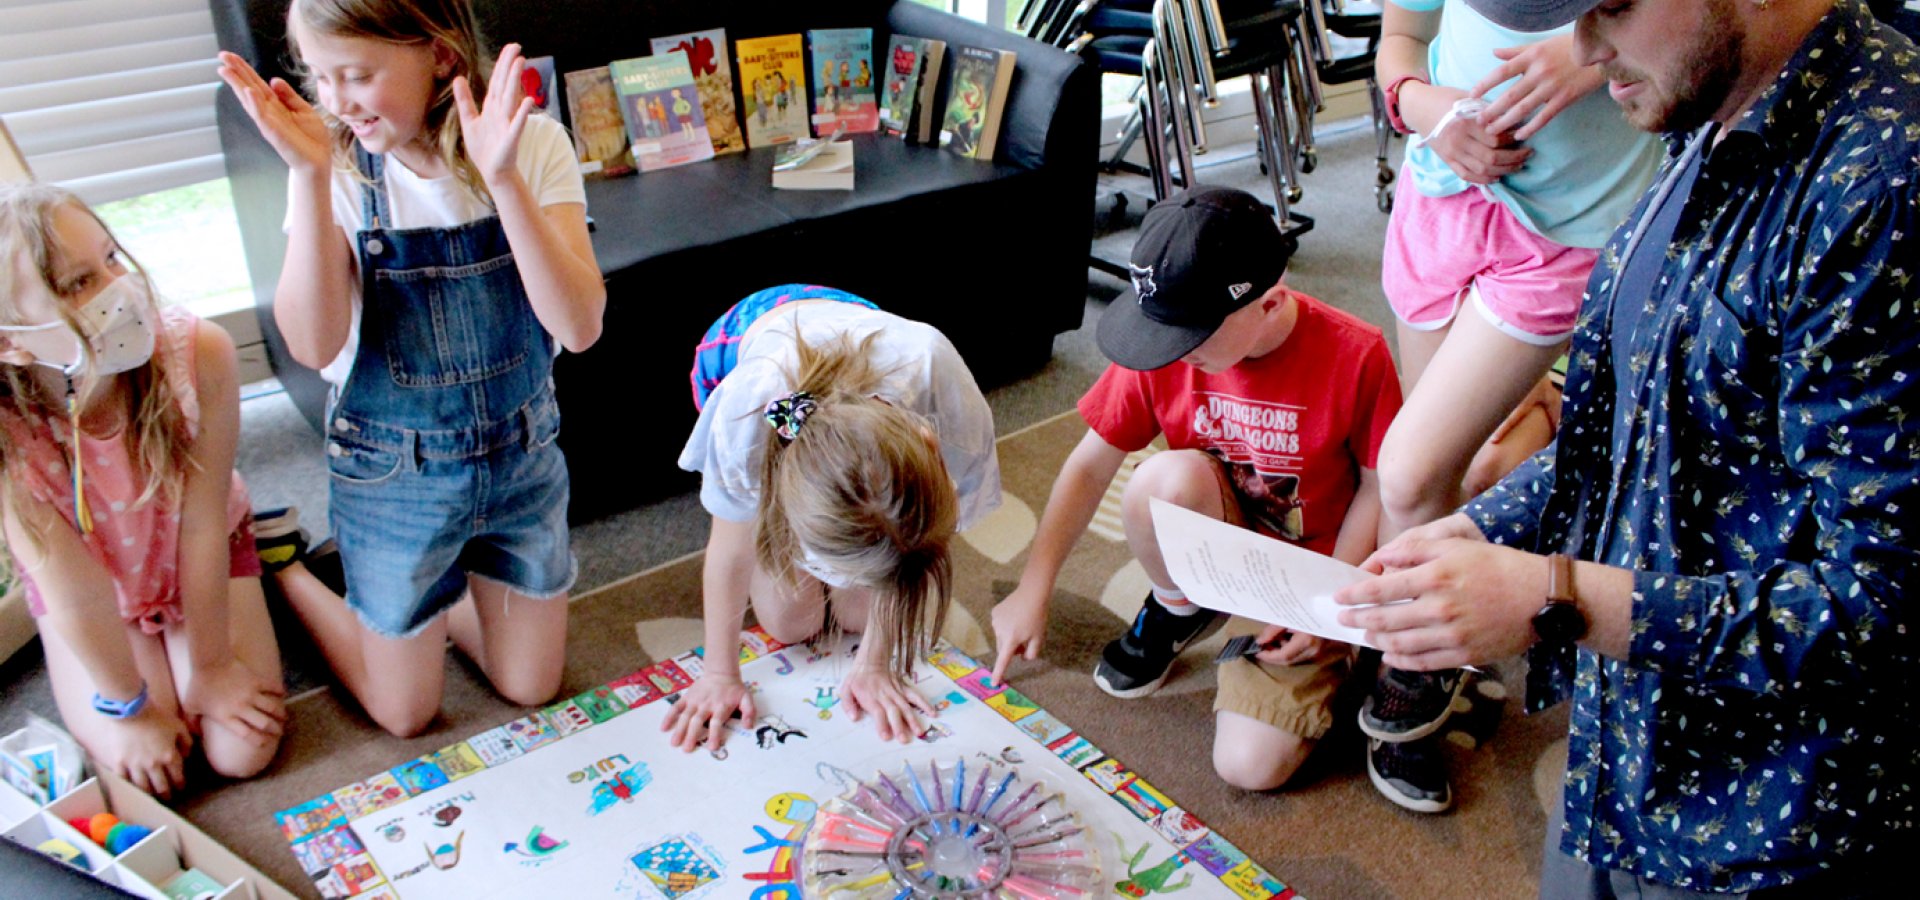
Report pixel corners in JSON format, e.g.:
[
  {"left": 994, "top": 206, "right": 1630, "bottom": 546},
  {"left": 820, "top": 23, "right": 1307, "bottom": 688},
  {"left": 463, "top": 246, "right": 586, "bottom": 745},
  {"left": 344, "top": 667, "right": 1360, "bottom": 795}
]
[
  {"left": 1098, "top": 186, "right": 1294, "bottom": 371},
  {"left": 1459, "top": 0, "right": 1603, "bottom": 32}
]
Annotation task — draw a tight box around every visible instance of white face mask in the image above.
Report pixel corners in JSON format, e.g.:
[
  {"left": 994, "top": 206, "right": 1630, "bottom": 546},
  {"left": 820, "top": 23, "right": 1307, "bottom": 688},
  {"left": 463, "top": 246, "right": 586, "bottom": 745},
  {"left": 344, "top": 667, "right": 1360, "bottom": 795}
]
[{"left": 0, "top": 275, "right": 157, "bottom": 377}]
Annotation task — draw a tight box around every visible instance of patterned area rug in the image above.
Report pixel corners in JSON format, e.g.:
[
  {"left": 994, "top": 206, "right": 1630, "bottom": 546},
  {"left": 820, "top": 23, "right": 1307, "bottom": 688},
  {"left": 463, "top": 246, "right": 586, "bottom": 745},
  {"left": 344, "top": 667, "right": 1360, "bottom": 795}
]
[{"left": 175, "top": 411, "right": 1566, "bottom": 900}]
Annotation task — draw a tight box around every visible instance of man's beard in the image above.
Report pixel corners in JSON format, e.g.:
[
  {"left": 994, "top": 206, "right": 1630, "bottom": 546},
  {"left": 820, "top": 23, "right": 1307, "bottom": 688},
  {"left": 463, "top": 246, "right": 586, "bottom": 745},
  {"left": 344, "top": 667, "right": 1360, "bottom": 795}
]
[{"left": 1609, "top": 0, "right": 1745, "bottom": 133}]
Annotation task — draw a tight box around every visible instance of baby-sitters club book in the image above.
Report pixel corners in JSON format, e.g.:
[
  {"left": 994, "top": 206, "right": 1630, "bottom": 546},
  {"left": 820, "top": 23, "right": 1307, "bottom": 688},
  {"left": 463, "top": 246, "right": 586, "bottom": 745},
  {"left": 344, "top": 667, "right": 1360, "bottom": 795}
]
[
  {"left": 735, "top": 34, "right": 810, "bottom": 148},
  {"left": 650, "top": 28, "right": 746, "bottom": 155},
  {"left": 610, "top": 53, "right": 716, "bottom": 172},
  {"left": 806, "top": 28, "right": 878, "bottom": 137}
]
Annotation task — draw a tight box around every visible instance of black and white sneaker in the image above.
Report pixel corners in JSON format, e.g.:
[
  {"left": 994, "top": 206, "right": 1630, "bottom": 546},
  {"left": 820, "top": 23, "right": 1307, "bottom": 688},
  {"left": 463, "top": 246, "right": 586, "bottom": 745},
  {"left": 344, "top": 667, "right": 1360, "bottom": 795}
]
[
  {"left": 1367, "top": 737, "right": 1452, "bottom": 813},
  {"left": 1092, "top": 593, "right": 1217, "bottom": 698},
  {"left": 1359, "top": 666, "right": 1468, "bottom": 742}
]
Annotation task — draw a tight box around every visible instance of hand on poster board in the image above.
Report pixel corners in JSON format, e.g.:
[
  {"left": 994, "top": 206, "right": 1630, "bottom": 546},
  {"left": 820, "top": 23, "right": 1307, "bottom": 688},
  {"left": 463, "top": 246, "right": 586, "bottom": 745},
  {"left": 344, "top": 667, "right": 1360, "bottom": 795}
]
[
  {"left": 841, "top": 665, "right": 935, "bottom": 744},
  {"left": 660, "top": 674, "right": 755, "bottom": 752}
]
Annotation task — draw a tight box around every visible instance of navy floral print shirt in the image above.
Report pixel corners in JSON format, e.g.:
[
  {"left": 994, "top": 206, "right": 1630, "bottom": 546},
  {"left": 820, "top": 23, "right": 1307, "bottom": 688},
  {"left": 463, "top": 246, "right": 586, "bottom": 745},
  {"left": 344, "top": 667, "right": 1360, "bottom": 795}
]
[{"left": 1462, "top": 1, "right": 1920, "bottom": 890}]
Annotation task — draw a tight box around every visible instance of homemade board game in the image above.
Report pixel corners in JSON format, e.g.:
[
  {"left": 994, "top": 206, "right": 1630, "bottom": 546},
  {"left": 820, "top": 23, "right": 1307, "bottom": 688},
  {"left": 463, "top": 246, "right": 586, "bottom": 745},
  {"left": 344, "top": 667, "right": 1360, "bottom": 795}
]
[{"left": 274, "top": 631, "right": 1298, "bottom": 900}]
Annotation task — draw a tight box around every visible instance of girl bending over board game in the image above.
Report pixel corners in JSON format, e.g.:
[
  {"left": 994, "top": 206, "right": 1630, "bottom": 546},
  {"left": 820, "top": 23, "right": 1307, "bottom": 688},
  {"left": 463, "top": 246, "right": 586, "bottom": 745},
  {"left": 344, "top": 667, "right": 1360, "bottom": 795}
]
[
  {"left": 215, "top": 0, "right": 605, "bottom": 737},
  {"left": 668, "top": 285, "right": 1001, "bottom": 751},
  {"left": 0, "top": 183, "right": 307, "bottom": 796}
]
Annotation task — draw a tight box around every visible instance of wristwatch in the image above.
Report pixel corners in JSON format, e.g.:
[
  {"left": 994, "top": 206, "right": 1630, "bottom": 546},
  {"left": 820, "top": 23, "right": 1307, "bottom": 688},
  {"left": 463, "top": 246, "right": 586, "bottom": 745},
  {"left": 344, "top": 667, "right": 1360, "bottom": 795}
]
[
  {"left": 1384, "top": 75, "right": 1428, "bottom": 136},
  {"left": 1533, "top": 554, "right": 1588, "bottom": 645}
]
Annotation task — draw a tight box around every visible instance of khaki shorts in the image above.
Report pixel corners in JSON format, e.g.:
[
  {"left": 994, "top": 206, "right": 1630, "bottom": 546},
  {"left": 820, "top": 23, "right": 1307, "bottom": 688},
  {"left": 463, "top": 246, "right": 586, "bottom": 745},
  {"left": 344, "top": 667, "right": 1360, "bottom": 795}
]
[{"left": 1191, "top": 450, "right": 1352, "bottom": 740}]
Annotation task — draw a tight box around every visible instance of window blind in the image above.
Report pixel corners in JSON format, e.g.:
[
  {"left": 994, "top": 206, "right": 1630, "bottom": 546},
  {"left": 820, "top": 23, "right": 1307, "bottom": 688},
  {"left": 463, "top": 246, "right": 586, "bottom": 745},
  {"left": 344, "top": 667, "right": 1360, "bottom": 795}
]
[{"left": 0, "top": 0, "right": 223, "bottom": 204}]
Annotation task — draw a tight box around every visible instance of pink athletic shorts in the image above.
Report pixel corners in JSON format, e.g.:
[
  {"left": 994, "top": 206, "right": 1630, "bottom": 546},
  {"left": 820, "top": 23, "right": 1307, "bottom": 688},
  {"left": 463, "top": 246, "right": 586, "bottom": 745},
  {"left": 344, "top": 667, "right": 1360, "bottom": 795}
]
[{"left": 1380, "top": 176, "right": 1597, "bottom": 345}]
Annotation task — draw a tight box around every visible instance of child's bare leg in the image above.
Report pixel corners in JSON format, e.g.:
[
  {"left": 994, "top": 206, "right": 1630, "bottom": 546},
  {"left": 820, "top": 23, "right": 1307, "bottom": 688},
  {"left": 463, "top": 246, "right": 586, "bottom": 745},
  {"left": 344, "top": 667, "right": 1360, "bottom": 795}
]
[
  {"left": 274, "top": 562, "right": 448, "bottom": 737},
  {"left": 164, "top": 576, "right": 284, "bottom": 778},
  {"left": 1393, "top": 315, "right": 1453, "bottom": 397},
  {"left": 1120, "top": 449, "right": 1231, "bottom": 600},
  {"left": 748, "top": 567, "right": 834, "bottom": 645},
  {"left": 455, "top": 577, "right": 567, "bottom": 708},
  {"left": 1377, "top": 309, "right": 1565, "bottom": 541},
  {"left": 1213, "top": 710, "right": 1315, "bottom": 791},
  {"left": 40, "top": 622, "right": 189, "bottom": 794}
]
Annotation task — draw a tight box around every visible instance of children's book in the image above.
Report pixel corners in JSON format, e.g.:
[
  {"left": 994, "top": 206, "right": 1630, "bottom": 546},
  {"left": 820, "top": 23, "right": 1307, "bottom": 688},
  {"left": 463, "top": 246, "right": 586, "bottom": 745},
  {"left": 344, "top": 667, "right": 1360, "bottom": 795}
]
[
  {"left": 772, "top": 138, "right": 854, "bottom": 190},
  {"left": 940, "top": 45, "right": 1017, "bottom": 161},
  {"left": 610, "top": 53, "right": 717, "bottom": 172},
  {"left": 912, "top": 39, "right": 947, "bottom": 143},
  {"left": 734, "top": 34, "right": 810, "bottom": 148},
  {"left": 880, "top": 34, "right": 926, "bottom": 139},
  {"left": 521, "top": 56, "right": 559, "bottom": 122},
  {"left": 650, "top": 28, "right": 746, "bottom": 155},
  {"left": 562, "top": 66, "right": 634, "bottom": 178},
  {"left": 805, "top": 28, "right": 878, "bottom": 137}
]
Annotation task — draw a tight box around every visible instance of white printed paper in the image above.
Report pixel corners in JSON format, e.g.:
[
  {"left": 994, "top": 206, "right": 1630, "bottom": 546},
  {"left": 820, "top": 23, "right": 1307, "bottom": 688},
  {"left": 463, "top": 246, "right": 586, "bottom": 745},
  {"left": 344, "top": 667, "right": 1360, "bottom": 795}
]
[{"left": 1150, "top": 498, "right": 1374, "bottom": 647}]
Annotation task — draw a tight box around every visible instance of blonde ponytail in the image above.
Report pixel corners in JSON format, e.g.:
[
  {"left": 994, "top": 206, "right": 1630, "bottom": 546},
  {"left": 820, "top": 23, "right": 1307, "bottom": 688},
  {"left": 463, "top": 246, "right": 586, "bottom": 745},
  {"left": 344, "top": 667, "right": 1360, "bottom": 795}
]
[{"left": 754, "top": 330, "right": 958, "bottom": 680}]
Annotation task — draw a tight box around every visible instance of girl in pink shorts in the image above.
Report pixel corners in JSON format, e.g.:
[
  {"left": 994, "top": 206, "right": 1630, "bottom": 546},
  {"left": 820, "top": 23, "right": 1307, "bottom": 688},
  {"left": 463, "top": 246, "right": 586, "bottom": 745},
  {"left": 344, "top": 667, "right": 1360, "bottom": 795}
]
[{"left": 1372, "top": 0, "right": 1660, "bottom": 541}]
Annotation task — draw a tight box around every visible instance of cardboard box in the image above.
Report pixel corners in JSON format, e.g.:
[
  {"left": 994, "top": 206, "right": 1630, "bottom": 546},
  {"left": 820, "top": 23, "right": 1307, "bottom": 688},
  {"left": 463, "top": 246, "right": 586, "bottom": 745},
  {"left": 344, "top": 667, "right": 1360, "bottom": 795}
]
[{"left": 1, "top": 737, "right": 297, "bottom": 900}]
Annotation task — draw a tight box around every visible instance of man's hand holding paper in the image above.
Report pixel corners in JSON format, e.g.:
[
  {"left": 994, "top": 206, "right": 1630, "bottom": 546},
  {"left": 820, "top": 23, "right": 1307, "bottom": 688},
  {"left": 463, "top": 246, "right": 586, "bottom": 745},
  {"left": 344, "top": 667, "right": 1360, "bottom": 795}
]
[{"left": 1149, "top": 499, "right": 1375, "bottom": 648}]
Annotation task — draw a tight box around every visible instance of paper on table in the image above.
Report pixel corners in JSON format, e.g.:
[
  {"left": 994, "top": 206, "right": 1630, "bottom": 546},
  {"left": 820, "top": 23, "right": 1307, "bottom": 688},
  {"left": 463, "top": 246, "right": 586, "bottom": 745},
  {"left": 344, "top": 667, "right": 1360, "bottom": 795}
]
[{"left": 1150, "top": 498, "right": 1374, "bottom": 647}]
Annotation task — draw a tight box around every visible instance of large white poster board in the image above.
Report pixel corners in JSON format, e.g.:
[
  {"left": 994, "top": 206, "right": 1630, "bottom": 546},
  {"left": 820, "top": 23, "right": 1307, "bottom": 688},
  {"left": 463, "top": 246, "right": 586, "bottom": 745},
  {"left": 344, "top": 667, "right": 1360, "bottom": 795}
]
[{"left": 274, "top": 631, "right": 1297, "bottom": 900}]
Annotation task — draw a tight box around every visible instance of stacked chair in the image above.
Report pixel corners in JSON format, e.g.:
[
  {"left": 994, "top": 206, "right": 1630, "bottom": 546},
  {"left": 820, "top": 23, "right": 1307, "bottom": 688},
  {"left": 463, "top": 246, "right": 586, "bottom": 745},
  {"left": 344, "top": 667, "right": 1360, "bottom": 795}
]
[{"left": 1031, "top": 0, "right": 1399, "bottom": 236}]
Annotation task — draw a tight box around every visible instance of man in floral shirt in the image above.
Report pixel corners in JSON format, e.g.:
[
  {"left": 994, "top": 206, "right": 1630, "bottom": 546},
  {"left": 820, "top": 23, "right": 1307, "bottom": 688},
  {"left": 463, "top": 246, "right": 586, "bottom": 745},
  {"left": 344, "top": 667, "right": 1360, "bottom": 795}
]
[{"left": 1336, "top": 0, "right": 1919, "bottom": 895}]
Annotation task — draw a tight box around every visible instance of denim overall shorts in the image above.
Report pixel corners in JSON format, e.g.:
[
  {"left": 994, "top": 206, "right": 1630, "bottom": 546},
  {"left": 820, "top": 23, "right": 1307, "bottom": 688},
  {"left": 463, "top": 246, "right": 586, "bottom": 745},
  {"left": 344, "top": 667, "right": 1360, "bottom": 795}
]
[{"left": 326, "top": 150, "right": 575, "bottom": 639}]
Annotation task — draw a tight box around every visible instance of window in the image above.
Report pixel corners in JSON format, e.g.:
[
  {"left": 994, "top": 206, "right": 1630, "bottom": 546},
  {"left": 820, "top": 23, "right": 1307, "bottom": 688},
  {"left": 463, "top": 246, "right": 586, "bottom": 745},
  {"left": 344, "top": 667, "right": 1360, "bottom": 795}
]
[
  {"left": 2, "top": 0, "right": 262, "bottom": 380},
  {"left": 0, "top": 0, "right": 225, "bottom": 204}
]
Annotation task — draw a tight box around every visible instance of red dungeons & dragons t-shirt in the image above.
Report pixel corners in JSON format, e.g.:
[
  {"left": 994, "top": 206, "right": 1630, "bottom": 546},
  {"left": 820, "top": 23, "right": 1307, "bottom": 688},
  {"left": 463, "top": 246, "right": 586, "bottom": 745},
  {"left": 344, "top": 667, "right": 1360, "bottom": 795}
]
[{"left": 1078, "top": 291, "right": 1402, "bottom": 556}]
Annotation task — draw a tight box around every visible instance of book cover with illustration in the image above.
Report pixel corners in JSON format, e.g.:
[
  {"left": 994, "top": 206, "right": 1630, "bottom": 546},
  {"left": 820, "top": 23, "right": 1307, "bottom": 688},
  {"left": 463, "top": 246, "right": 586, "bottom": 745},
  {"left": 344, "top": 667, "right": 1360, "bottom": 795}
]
[
  {"left": 911, "top": 39, "right": 947, "bottom": 143},
  {"left": 940, "top": 45, "right": 1017, "bottom": 161},
  {"left": 650, "top": 28, "right": 745, "bottom": 155},
  {"left": 879, "top": 34, "right": 925, "bottom": 139},
  {"left": 561, "top": 66, "right": 633, "bottom": 177},
  {"left": 522, "top": 56, "right": 559, "bottom": 121},
  {"left": 610, "top": 53, "right": 716, "bottom": 172},
  {"left": 734, "top": 33, "right": 810, "bottom": 148},
  {"left": 806, "top": 28, "right": 878, "bottom": 137}
]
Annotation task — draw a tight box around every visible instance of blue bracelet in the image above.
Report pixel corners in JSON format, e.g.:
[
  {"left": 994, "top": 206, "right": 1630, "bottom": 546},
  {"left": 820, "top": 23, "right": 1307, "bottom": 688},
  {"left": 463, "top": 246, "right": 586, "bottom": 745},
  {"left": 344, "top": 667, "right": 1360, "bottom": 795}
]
[{"left": 91, "top": 681, "right": 149, "bottom": 719}]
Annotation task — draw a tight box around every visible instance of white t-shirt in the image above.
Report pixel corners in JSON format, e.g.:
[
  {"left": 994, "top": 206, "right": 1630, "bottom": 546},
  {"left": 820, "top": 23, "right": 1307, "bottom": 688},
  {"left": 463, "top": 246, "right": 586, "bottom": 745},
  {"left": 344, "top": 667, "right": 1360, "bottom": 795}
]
[
  {"left": 677, "top": 302, "right": 1003, "bottom": 533},
  {"left": 289, "top": 114, "right": 587, "bottom": 386}
]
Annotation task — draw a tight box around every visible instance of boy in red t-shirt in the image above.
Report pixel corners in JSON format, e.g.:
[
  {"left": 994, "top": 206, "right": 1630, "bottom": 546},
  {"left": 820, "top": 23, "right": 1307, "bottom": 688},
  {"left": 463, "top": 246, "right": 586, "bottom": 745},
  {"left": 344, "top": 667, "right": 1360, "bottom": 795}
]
[{"left": 991, "top": 187, "right": 1402, "bottom": 791}]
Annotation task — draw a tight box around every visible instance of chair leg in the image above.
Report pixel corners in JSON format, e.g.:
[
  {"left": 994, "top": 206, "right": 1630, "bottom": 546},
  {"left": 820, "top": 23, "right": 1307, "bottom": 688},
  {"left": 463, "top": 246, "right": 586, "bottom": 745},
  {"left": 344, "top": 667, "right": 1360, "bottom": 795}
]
[
  {"left": 1141, "top": 47, "right": 1176, "bottom": 201},
  {"left": 1156, "top": 0, "right": 1207, "bottom": 156},
  {"left": 1249, "top": 69, "right": 1293, "bottom": 226},
  {"left": 1105, "top": 106, "right": 1147, "bottom": 172},
  {"left": 1368, "top": 76, "right": 1397, "bottom": 213},
  {"left": 1265, "top": 62, "right": 1304, "bottom": 206}
]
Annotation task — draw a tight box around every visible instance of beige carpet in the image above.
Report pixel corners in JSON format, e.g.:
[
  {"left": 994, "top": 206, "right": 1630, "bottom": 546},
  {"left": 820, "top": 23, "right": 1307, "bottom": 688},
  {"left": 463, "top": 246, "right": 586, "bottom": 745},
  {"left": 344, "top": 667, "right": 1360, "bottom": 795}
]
[{"left": 175, "top": 411, "right": 1567, "bottom": 900}]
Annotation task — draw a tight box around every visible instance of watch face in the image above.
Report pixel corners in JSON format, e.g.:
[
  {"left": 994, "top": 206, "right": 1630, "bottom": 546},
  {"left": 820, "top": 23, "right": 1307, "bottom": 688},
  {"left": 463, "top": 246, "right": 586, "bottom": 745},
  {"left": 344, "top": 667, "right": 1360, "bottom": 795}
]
[{"left": 1533, "top": 601, "right": 1587, "bottom": 644}]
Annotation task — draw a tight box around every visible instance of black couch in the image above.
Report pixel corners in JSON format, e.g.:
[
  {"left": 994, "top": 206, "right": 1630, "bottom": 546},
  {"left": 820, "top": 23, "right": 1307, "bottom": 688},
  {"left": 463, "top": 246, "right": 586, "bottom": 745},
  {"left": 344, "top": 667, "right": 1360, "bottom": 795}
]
[{"left": 211, "top": 0, "right": 1097, "bottom": 520}]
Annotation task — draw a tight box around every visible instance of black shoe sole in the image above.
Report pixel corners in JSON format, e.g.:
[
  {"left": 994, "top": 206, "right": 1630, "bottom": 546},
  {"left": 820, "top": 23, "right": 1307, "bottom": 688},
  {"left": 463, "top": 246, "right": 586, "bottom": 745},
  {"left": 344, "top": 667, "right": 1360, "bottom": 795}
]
[{"left": 1366, "top": 745, "right": 1452, "bottom": 814}]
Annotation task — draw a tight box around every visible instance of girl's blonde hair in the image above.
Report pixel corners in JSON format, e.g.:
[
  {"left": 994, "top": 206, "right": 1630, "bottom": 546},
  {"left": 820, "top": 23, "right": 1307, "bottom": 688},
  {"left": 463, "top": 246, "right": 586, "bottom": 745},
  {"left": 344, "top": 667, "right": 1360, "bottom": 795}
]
[
  {"left": 288, "top": 0, "right": 493, "bottom": 204},
  {"left": 755, "top": 331, "right": 958, "bottom": 681},
  {"left": 0, "top": 182, "right": 193, "bottom": 538}
]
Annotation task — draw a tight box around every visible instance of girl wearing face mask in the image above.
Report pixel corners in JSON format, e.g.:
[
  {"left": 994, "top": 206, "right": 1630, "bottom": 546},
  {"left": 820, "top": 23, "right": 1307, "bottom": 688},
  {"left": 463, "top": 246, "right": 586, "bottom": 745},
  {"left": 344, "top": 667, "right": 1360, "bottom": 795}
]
[{"left": 0, "top": 182, "right": 319, "bottom": 796}]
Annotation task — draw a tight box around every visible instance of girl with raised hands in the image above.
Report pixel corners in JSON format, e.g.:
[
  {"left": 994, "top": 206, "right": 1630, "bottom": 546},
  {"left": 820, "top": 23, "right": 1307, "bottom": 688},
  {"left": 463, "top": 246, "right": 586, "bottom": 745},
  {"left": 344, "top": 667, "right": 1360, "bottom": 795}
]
[{"left": 216, "top": 0, "right": 603, "bottom": 736}]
